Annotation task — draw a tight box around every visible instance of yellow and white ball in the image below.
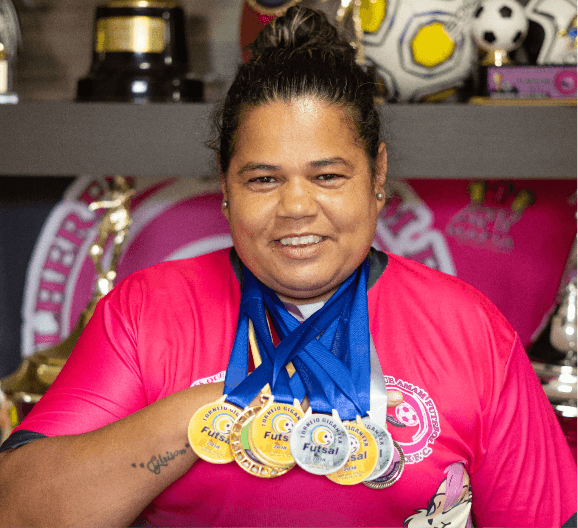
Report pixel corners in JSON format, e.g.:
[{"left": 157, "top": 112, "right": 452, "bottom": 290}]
[{"left": 361, "top": 0, "right": 477, "bottom": 101}]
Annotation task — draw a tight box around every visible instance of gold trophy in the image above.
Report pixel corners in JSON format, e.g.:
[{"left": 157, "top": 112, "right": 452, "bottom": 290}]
[
  {"left": 0, "top": 176, "right": 135, "bottom": 428},
  {"left": 76, "top": 0, "right": 203, "bottom": 102}
]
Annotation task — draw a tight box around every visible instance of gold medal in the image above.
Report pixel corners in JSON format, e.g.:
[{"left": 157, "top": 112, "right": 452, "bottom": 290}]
[
  {"left": 230, "top": 394, "right": 291, "bottom": 478},
  {"left": 188, "top": 395, "right": 241, "bottom": 464},
  {"left": 363, "top": 440, "right": 405, "bottom": 489},
  {"left": 326, "top": 416, "right": 378, "bottom": 486},
  {"left": 249, "top": 395, "right": 304, "bottom": 469}
]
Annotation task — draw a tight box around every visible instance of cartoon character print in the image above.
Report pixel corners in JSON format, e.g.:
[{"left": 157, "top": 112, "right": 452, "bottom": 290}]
[{"left": 404, "top": 462, "right": 473, "bottom": 528}]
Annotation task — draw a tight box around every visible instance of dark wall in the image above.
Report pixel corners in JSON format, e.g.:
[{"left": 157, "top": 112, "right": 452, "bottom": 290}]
[{"left": 0, "top": 176, "right": 74, "bottom": 378}]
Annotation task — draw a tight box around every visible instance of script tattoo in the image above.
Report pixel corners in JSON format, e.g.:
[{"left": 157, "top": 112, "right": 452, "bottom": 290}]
[{"left": 132, "top": 443, "right": 191, "bottom": 475}]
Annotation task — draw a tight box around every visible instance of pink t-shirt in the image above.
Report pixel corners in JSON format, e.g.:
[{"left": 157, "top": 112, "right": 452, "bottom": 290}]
[{"left": 14, "top": 249, "right": 577, "bottom": 527}]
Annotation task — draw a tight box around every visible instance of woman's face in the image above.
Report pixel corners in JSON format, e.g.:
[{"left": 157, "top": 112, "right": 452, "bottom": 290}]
[{"left": 222, "top": 97, "right": 387, "bottom": 304}]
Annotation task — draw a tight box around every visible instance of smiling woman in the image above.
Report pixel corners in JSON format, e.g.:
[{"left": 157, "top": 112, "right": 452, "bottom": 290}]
[{"left": 0, "top": 6, "right": 576, "bottom": 528}]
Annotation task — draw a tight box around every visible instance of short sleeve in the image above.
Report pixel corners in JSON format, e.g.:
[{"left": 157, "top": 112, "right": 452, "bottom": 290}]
[
  {"left": 470, "top": 334, "right": 577, "bottom": 527},
  {"left": 13, "top": 284, "right": 148, "bottom": 437}
]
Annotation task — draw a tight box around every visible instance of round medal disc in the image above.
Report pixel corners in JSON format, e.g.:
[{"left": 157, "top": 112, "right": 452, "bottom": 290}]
[
  {"left": 289, "top": 409, "right": 350, "bottom": 476},
  {"left": 326, "top": 419, "right": 379, "bottom": 486},
  {"left": 230, "top": 403, "right": 291, "bottom": 478},
  {"left": 363, "top": 440, "right": 405, "bottom": 489},
  {"left": 250, "top": 397, "right": 304, "bottom": 469},
  {"left": 361, "top": 417, "right": 394, "bottom": 481},
  {"left": 188, "top": 398, "right": 241, "bottom": 464}
]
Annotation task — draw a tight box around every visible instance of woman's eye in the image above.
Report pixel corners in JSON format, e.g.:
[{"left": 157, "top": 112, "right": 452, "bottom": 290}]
[
  {"left": 249, "top": 176, "right": 276, "bottom": 184},
  {"left": 316, "top": 174, "right": 342, "bottom": 181}
]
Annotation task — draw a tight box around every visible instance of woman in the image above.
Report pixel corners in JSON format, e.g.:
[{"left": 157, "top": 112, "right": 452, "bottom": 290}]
[{"left": 0, "top": 7, "right": 575, "bottom": 527}]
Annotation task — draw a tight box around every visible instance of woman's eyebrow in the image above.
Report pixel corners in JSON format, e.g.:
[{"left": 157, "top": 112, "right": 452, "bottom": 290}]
[
  {"left": 239, "top": 162, "right": 280, "bottom": 174},
  {"left": 309, "top": 157, "right": 353, "bottom": 169}
]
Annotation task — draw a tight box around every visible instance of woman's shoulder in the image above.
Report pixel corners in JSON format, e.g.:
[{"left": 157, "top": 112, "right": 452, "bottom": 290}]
[
  {"left": 373, "top": 251, "right": 515, "bottom": 342},
  {"left": 381, "top": 251, "right": 498, "bottom": 304},
  {"left": 118, "top": 247, "right": 236, "bottom": 288},
  {"left": 104, "top": 247, "right": 240, "bottom": 312}
]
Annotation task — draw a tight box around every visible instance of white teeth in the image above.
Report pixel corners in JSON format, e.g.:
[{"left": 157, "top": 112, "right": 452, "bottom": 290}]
[{"left": 280, "top": 235, "right": 323, "bottom": 246}]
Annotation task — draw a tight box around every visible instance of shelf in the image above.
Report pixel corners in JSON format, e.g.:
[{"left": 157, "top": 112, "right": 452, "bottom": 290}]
[{"left": 0, "top": 102, "right": 575, "bottom": 179}]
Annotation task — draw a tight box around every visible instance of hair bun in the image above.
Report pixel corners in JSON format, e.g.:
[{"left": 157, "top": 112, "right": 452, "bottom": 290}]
[{"left": 249, "top": 5, "right": 354, "bottom": 60}]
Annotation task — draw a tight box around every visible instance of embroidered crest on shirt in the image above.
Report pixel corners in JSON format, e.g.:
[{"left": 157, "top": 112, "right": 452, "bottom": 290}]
[
  {"left": 404, "top": 462, "right": 473, "bottom": 528},
  {"left": 385, "top": 376, "right": 440, "bottom": 464}
]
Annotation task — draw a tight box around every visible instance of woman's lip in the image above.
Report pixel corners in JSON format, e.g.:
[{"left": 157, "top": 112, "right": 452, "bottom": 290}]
[{"left": 274, "top": 237, "right": 326, "bottom": 259}]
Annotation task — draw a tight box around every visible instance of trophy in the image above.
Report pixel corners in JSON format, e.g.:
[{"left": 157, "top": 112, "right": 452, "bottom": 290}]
[
  {"left": 0, "top": 176, "right": 135, "bottom": 426},
  {"left": 77, "top": 0, "right": 203, "bottom": 102},
  {"left": 0, "top": 0, "right": 20, "bottom": 103},
  {"left": 472, "top": 0, "right": 577, "bottom": 99},
  {"left": 529, "top": 233, "right": 577, "bottom": 451}
]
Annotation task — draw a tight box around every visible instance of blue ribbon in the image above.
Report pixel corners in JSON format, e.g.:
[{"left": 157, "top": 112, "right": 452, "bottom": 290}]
[{"left": 223, "top": 257, "right": 372, "bottom": 421}]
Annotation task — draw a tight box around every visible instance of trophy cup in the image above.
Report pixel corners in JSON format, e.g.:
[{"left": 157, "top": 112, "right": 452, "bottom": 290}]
[
  {"left": 0, "top": 176, "right": 135, "bottom": 426},
  {"left": 0, "top": 0, "right": 20, "bottom": 104},
  {"left": 77, "top": 0, "right": 203, "bottom": 102}
]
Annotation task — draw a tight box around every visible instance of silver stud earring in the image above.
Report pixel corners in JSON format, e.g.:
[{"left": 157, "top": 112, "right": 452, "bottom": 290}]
[
  {"left": 376, "top": 192, "right": 384, "bottom": 200},
  {"left": 222, "top": 200, "right": 229, "bottom": 208}
]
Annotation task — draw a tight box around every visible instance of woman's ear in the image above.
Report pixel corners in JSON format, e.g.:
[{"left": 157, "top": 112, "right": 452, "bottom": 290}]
[
  {"left": 374, "top": 142, "right": 387, "bottom": 205},
  {"left": 220, "top": 178, "right": 230, "bottom": 222}
]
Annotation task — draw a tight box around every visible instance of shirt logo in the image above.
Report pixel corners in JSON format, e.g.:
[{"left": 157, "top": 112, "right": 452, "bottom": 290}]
[{"left": 386, "top": 376, "right": 440, "bottom": 464}]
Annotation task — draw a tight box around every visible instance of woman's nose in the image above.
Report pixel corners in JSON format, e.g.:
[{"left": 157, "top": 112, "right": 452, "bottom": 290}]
[{"left": 277, "top": 179, "right": 317, "bottom": 219}]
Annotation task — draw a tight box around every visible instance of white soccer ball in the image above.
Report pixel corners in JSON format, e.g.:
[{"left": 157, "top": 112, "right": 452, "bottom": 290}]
[
  {"left": 360, "top": 0, "right": 477, "bottom": 102},
  {"left": 395, "top": 402, "right": 419, "bottom": 427},
  {"left": 524, "top": 0, "right": 577, "bottom": 65},
  {"left": 472, "top": 0, "right": 529, "bottom": 52}
]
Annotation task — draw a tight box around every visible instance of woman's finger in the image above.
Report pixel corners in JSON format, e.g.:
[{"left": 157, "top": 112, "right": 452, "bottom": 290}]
[{"left": 387, "top": 390, "right": 403, "bottom": 408}]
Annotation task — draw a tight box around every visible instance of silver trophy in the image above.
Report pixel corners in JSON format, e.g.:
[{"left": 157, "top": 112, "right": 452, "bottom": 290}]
[{"left": 530, "top": 233, "right": 577, "bottom": 419}]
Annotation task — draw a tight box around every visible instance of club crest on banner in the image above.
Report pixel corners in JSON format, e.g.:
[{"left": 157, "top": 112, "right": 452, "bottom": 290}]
[
  {"left": 373, "top": 181, "right": 456, "bottom": 275},
  {"left": 21, "top": 175, "right": 230, "bottom": 357}
]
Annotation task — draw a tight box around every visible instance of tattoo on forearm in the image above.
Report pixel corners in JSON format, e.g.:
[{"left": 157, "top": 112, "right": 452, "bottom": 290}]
[{"left": 132, "top": 443, "right": 191, "bottom": 475}]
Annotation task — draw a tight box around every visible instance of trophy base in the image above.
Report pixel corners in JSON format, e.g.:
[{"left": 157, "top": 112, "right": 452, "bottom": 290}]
[
  {"left": 0, "top": 92, "right": 18, "bottom": 104},
  {"left": 76, "top": 74, "right": 203, "bottom": 103},
  {"left": 478, "top": 65, "right": 577, "bottom": 99}
]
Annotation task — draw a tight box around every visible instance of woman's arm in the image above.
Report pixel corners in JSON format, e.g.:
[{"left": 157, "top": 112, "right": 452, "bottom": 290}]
[{"left": 0, "top": 381, "right": 224, "bottom": 528}]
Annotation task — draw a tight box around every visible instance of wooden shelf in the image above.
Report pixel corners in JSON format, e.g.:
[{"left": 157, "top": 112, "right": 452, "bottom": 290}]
[{"left": 0, "top": 102, "right": 575, "bottom": 179}]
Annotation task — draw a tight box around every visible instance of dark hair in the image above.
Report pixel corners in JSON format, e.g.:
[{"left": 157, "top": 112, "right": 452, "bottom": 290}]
[{"left": 210, "top": 6, "right": 383, "bottom": 176}]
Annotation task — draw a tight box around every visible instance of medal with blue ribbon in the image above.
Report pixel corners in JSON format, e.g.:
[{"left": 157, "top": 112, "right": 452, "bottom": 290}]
[{"left": 189, "top": 254, "right": 398, "bottom": 484}]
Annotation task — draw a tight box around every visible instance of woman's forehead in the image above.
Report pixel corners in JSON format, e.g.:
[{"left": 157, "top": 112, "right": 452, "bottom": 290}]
[{"left": 236, "top": 97, "right": 360, "bottom": 145}]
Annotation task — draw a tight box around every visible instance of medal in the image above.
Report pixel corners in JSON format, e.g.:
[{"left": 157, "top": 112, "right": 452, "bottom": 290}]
[
  {"left": 326, "top": 416, "right": 379, "bottom": 486},
  {"left": 249, "top": 394, "right": 304, "bottom": 469},
  {"left": 230, "top": 394, "right": 291, "bottom": 478},
  {"left": 363, "top": 440, "right": 405, "bottom": 489},
  {"left": 289, "top": 408, "right": 350, "bottom": 475},
  {"left": 362, "top": 417, "right": 394, "bottom": 482},
  {"left": 188, "top": 396, "right": 241, "bottom": 464}
]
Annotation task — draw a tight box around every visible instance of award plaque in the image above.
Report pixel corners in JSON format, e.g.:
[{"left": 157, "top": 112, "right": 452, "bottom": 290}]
[
  {"left": 483, "top": 65, "right": 577, "bottom": 99},
  {"left": 77, "top": 0, "right": 203, "bottom": 102}
]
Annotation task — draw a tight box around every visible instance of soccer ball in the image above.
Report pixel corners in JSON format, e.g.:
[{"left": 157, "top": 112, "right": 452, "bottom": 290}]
[
  {"left": 361, "top": 0, "right": 477, "bottom": 101},
  {"left": 241, "top": 0, "right": 478, "bottom": 102},
  {"left": 472, "top": 0, "right": 529, "bottom": 52},
  {"left": 395, "top": 402, "right": 420, "bottom": 427},
  {"left": 524, "top": 0, "right": 577, "bottom": 65}
]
